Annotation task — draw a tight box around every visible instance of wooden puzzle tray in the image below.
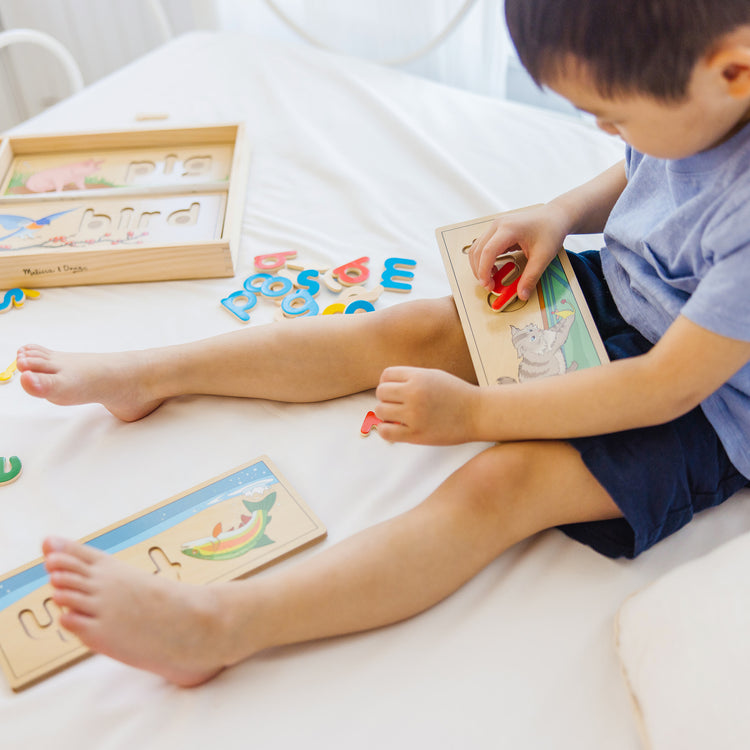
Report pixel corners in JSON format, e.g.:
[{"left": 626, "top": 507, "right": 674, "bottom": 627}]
[
  {"left": 0, "top": 456, "right": 326, "bottom": 691},
  {"left": 437, "top": 212, "right": 609, "bottom": 387},
  {"left": 0, "top": 124, "right": 248, "bottom": 286}
]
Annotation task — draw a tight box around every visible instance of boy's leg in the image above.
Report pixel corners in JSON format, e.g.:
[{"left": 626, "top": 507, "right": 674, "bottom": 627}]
[
  {"left": 17, "top": 297, "right": 475, "bottom": 421},
  {"left": 43, "top": 440, "right": 620, "bottom": 686}
]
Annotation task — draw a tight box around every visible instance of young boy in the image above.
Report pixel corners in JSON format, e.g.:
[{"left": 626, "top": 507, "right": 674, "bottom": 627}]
[{"left": 17, "top": 0, "right": 750, "bottom": 687}]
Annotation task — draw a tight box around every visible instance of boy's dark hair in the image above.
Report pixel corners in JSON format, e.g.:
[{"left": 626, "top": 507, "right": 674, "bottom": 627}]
[{"left": 505, "top": 0, "right": 750, "bottom": 101}]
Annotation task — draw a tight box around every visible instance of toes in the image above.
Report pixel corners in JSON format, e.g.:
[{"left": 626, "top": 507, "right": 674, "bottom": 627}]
[
  {"left": 19, "top": 370, "right": 55, "bottom": 397},
  {"left": 16, "top": 343, "right": 49, "bottom": 358},
  {"left": 52, "top": 588, "right": 98, "bottom": 617},
  {"left": 16, "top": 355, "right": 58, "bottom": 376},
  {"left": 48, "top": 568, "right": 93, "bottom": 593},
  {"left": 45, "top": 551, "right": 90, "bottom": 576},
  {"left": 58, "top": 609, "right": 97, "bottom": 640},
  {"left": 15, "top": 345, "right": 54, "bottom": 372},
  {"left": 43, "top": 537, "right": 102, "bottom": 565}
]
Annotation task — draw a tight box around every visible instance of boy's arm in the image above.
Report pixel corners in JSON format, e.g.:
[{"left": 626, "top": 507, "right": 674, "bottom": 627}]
[
  {"left": 470, "top": 160, "right": 627, "bottom": 299},
  {"left": 547, "top": 159, "right": 628, "bottom": 236},
  {"left": 374, "top": 316, "right": 750, "bottom": 445}
]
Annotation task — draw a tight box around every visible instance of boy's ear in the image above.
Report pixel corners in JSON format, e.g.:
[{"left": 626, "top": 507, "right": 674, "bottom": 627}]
[{"left": 709, "top": 45, "right": 750, "bottom": 98}]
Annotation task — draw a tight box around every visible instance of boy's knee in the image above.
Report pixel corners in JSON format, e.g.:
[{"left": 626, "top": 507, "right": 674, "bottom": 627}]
[
  {"left": 387, "top": 296, "right": 458, "bottom": 335},
  {"left": 375, "top": 297, "right": 466, "bottom": 356},
  {"left": 458, "top": 444, "right": 537, "bottom": 516}
]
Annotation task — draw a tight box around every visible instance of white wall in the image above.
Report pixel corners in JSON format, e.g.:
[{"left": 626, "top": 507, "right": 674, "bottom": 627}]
[
  {"left": 0, "top": 0, "right": 572, "bottom": 131},
  {"left": 212, "top": 0, "right": 509, "bottom": 97}
]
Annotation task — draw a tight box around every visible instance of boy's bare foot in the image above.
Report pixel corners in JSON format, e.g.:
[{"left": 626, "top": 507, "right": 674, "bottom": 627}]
[
  {"left": 43, "top": 537, "right": 246, "bottom": 687},
  {"left": 16, "top": 344, "right": 164, "bottom": 422}
]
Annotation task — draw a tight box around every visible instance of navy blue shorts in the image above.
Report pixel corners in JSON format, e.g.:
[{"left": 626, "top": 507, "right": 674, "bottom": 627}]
[{"left": 557, "top": 250, "right": 749, "bottom": 559}]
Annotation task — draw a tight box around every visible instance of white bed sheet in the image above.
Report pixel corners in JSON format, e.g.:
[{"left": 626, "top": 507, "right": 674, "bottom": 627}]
[{"left": 1, "top": 31, "right": 749, "bottom": 749}]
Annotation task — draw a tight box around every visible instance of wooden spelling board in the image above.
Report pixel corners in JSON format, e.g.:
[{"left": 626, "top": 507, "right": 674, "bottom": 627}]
[
  {"left": 0, "top": 124, "right": 248, "bottom": 286},
  {"left": 0, "top": 456, "right": 326, "bottom": 691},
  {"left": 436, "top": 213, "right": 609, "bottom": 386}
]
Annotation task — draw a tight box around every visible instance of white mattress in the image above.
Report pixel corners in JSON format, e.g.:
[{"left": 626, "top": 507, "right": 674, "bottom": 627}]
[{"left": 1, "top": 31, "right": 749, "bottom": 749}]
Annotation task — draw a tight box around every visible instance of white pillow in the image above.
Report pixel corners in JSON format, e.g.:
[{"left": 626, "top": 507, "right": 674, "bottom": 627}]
[{"left": 616, "top": 532, "right": 750, "bottom": 750}]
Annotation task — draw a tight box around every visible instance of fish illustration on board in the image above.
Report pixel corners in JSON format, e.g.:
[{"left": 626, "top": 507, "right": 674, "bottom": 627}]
[{"left": 180, "top": 492, "right": 277, "bottom": 561}]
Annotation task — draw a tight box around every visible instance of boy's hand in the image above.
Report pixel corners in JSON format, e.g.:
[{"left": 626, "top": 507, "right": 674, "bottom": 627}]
[
  {"left": 374, "top": 366, "right": 481, "bottom": 445},
  {"left": 468, "top": 203, "right": 571, "bottom": 300}
]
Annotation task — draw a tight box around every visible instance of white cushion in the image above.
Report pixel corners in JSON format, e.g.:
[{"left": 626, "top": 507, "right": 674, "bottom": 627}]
[{"left": 616, "top": 531, "right": 750, "bottom": 749}]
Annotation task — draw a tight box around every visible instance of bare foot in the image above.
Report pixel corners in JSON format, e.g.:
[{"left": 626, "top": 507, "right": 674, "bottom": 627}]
[
  {"left": 16, "top": 344, "right": 164, "bottom": 422},
  {"left": 43, "top": 537, "right": 246, "bottom": 686}
]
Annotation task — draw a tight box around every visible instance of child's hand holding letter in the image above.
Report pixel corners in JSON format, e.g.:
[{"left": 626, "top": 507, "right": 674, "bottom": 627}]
[{"left": 468, "top": 203, "right": 572, "bottom": 299}]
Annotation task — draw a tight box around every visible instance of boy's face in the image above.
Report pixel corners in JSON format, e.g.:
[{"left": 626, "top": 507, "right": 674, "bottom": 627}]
[{"left": 545, "top": 56, "right": 750, "bottom": 159}]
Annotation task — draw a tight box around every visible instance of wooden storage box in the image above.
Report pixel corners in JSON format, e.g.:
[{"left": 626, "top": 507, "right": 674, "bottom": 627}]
[{"left": 0, "top": 123, "right": 248, "bottom": 287}]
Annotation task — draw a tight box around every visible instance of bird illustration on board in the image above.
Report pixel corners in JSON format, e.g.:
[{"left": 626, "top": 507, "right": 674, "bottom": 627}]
[{"left": 0, "top": 208, "right": 75, "bottom": 243}]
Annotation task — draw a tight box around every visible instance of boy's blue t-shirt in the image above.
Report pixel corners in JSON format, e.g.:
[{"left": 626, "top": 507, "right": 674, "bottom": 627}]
[{"left": 602, "top": 122, "right": 750, "bottom": 479}]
